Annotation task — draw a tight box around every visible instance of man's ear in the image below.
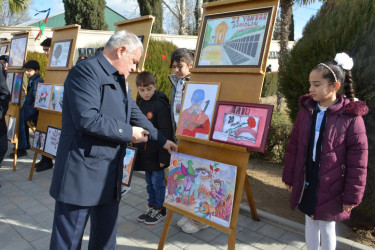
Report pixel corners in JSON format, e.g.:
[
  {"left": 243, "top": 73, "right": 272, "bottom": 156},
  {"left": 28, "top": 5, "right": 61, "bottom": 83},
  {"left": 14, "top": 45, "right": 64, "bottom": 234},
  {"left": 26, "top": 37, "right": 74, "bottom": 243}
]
[
  {"left": 117, "top": 45, "right": 127, "bottom": 58},
  {"left": 188, "top": 61, "right": 193, "bottom": 68}
]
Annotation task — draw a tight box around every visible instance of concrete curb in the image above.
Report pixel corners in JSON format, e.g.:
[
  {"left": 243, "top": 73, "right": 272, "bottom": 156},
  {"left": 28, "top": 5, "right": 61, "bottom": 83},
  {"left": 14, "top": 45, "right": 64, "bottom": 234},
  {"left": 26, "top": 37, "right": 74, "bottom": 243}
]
[{"left": 239, "top": 204, "right": 374, "bottom": 250}]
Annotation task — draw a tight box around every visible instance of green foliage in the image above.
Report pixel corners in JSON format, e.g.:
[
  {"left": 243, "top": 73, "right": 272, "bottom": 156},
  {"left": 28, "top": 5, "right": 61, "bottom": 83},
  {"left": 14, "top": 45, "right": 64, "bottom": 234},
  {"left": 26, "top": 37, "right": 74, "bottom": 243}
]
[
  {"left": 255, "top": 112, "right": 292, "bottom": 164},
  {"left": 279, "top": 0, "right": 375, "bottom": 226},
  {"left": 261, "top": 72, "right": 278, "bottom": 97},
  {"left": 143, "top": 38, "right": 178, "bottom": 99},
  {"left": 137, "top": 0, "right": 163, "bottom": 33},
  {"left": 63, "top": 0, "right": 108, "bottom": 30},
  {"left": 25, "top": 51, "right": 48, "bottom": 79}
]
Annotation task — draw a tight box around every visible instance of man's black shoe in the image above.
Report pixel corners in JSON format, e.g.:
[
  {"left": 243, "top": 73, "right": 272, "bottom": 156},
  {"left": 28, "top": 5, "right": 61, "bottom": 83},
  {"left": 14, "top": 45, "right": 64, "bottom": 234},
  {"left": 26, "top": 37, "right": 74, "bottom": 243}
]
[
  {"left": 35, "top": 157, "right": 46, "bottom": 168},
  {"left": 35, "top": 161, "right": 53, "bottom": 172},
  {"left": 9, "top": 149, "right": 28, "bottom": 158}
]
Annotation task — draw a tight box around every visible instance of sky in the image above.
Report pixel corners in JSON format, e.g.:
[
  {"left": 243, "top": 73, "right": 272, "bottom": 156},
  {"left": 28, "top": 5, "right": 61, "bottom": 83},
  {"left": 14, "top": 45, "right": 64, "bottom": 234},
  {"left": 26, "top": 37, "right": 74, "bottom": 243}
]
[{"left": 29, "top": 0, "right": 323, "bottom": 40}]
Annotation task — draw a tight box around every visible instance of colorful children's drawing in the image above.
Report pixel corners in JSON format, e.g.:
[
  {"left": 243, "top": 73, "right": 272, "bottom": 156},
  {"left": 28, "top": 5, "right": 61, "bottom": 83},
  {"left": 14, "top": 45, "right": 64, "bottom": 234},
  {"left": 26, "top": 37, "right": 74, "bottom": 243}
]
[
  {"left": 165, "top": 152, "right": 237, "bottom": 228},
  {"left": 195, "top": 8, "right": 272, "bottom": 67},
  {"left": 6, "top": 73, "right": 14, "bottom": 93},
  {"left": 11, "top": 72, "right": 23, "bottom": 104},
  {"left": 210, "top": 102, "right": 273, "bottom": 152},
  {"left": 44, "top": 126, "right": 61, "bottom": 156},
  {"left": 35, "top": 84, "right": 52, "bottom": 109},
  {"left": 122, "top": 147, "right": 137, "bottom": 187},
  {"left": 50, "top": 85, "right": 64, "bottom": 111},
  {"left": 7, "top": 116, "right": 16, "bottom": 141},
  {"left": 8, "top": 36, "right": 27, "bottom": 67},
  {"left": 176, "top": 82, "right": 220, "bottom": 140},
  {"left": 32, "top": 131, "right": 46, "bottom": 151},
  {"left": 50, "top": 40, "right": 72, "bottom": 67}
]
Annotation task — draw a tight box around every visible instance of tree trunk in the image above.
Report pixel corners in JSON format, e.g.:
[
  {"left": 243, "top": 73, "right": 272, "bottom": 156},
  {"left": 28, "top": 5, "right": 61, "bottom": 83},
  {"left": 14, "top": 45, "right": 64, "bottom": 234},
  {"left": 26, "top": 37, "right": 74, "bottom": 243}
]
[{"left": 179, "top": 0, "right": 187, "bottom": 35}]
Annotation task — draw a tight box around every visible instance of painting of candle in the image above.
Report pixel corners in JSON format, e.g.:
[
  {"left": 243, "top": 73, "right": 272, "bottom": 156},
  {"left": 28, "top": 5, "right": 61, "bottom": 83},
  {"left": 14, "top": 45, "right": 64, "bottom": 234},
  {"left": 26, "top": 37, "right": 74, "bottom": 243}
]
[
  {"left": 35, "top": 84, "right": 52, "bottom": 109},
  {"left": 210, "top": 101, "right": 273, "bottom": 152},
  {"left": 50, "top": 85, "right": 64, "bottom": 111},
  {"left": 165, "top": 152, "right": 237, "bottom": 228}
]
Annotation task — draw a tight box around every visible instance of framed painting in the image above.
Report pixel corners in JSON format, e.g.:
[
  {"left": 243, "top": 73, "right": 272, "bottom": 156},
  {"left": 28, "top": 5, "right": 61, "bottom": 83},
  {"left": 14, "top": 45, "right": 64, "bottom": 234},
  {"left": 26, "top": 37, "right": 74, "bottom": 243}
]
[
  {"left": 8, "top": 35, "right": 28, "bottom": 67},
  {"left": 35, "top": 83, "right": 52, "bottom": 109},
  {"left": 122, "top": 147, "right": 137, "bottom": 187},
  {"left": 11, "top": 72, "right": 23, "bottom": 104},
  {"left": 6, "top": 73, "right": 14, "bottom": 94},
  {"left": 0, "top": 45, "right": 7, "bottom": 55},
  {"left": 195, "top": 7, "right": 272, "bottom": 69},
  {"left": 210, "top": 101, "right": 273, "bottom": 152},
  {"left": 7, "top": 116, "right": 16, "bottom": 141},
  {"left": 50, "top": 39, "right": 72, "bottom": 68},
  {"left": 86, "top": 48, "right": 95, "bottom": 56},
  {"left": 32, "top": 131, "right": 46, "bottom": 151},
  {"left": 165, "top": 152, "right": 237, "bottom": 228},
  {"left": 176, "top": 82, "right": 220, "bottom": 140},
  {"left": 44, "top": 126, "right": 61, "bottom": 156},
  {"left": 78, "top": 48, "right": 87, "bottom": 57},
  {"left": 50, "top": 85, "right": 64, "bottom": 112}
]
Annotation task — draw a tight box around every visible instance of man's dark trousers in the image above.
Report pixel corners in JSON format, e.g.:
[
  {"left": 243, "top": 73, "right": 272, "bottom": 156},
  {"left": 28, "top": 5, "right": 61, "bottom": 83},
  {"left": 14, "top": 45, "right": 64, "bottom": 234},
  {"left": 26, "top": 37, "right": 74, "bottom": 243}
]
[{"left": 50, "top": 200, "right": 119, "bottom": 250}]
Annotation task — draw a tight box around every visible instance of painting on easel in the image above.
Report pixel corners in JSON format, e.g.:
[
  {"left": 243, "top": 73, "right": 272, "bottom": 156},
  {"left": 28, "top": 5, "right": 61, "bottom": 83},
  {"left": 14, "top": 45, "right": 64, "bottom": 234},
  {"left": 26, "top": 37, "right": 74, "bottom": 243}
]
[
  {"left": 35, "top": 84, "right": 52, "bottom": 109},
  {"left": 165, "top": 152, "right": 237, "bottom": 227}
]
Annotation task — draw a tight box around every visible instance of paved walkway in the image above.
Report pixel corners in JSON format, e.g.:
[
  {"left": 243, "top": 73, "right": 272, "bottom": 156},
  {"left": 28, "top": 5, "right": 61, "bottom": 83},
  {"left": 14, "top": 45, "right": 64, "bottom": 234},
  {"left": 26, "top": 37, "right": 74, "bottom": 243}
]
[{"left": 0, "top": 144, "right": 372, "bottom": 249}]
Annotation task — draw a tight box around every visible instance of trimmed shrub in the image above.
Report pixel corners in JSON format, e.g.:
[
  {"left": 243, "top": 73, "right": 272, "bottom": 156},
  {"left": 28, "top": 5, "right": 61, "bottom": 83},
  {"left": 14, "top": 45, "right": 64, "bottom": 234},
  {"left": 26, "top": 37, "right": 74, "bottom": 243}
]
[
  {"left": 25, "top": 51, "right": 48, "bottom": 79},
  {"left": 279, "top": 0, "right": 375, "bottom": 227},
  {"left": 261, "top": 72, "right": 278, "bottom": 97},
  {"left": 143, "top": 39, "right": 178, "bottom": 99}
]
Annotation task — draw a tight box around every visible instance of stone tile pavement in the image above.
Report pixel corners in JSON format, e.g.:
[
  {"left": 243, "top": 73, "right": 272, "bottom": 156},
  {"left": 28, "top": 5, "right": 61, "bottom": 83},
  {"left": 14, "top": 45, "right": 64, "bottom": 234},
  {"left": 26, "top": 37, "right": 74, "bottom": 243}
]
[{"left": 0, "top": 144, "right": 372, "bottom": 250}]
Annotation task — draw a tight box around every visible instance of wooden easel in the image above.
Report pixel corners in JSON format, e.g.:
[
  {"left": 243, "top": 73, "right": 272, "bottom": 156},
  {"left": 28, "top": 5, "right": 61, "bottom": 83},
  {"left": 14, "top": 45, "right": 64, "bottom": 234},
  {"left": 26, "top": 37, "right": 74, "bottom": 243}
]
[
  {"left": 29, "top": 25, "right": 80, "bottom": 180},
  {"left": 158, "top": 0, "right": 278, "bottom": 249},
  {"left": 114, "top": 15, "right": 155, "bottom": 99},
  {"left": 6, "top": 31, "right": 29, "bottom": 172}
]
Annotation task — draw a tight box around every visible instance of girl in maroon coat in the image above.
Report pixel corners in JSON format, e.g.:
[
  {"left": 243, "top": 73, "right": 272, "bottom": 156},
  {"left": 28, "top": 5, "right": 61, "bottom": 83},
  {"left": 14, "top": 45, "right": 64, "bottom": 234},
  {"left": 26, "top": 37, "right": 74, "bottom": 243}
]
[{"left": 282, "top": 52, "right": 368, "bottom": 250}]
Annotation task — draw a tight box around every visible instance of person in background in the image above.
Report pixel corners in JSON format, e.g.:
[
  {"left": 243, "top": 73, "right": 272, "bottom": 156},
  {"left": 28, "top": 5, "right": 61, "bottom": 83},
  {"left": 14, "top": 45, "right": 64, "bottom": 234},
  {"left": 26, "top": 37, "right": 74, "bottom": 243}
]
[
  {"left": 134, "top": 71, "right": 174, "bottom": 225},
  {"left": 0, "top": 55, "right": 9, "bottom": 72},
  {"left": 41, "top": 38, "right": 51, "bottom": 57},
  {"left": 266, "top": 64, "right": 272, "bottom": 72}
]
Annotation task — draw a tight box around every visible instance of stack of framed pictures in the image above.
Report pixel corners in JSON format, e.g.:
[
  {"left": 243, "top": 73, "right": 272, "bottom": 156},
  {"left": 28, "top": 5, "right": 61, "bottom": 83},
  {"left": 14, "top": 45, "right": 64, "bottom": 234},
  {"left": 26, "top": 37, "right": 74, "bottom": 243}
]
[
  {"left": 35, "top": 83, "right": 64, "bottom": 112},
  {"left": 32, "top": 126, "right": 61, "bottom": 156},
  {"left": 176, "top": 82, "right": 273, "bottom": 152}
]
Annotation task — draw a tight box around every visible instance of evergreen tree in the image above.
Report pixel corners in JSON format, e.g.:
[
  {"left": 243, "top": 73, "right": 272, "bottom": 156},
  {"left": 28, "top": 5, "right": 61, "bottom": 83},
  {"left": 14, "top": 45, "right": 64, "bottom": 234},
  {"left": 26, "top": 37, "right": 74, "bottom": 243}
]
[
  {"left": 63, "top": 0, "right": 108, "bottom": 30},
  {"left": 288, "top": 13, "right": 294, "bottom": 41},
  {"left": 137, "top": 0, "right": 163, "bottom": 33},
  {"left": 272, "top": 11, "right": 281, "bottom": 40}
]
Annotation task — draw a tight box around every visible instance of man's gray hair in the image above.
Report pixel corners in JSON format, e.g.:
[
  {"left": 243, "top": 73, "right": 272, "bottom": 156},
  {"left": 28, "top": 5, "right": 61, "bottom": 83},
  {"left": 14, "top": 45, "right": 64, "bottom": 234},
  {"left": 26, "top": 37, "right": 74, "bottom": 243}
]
[{"left": 105, "top": 30, "right": 144, "bottom": 54}]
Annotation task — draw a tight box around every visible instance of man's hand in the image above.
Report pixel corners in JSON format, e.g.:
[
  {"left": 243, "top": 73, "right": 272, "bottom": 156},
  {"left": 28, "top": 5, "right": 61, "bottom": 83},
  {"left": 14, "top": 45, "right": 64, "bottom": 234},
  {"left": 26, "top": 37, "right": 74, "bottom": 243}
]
[
  {"left": 343, "top": 204, "right": 356, "bottom": 212},
  {"left": 163, "top": 140, "right": 178, "bottom": 154},
  {"left": 131, "top": 126, "right": 149, "bottom": 143},
  {"left": 285, "top": 184, "right": 293, "bottom": 193}
]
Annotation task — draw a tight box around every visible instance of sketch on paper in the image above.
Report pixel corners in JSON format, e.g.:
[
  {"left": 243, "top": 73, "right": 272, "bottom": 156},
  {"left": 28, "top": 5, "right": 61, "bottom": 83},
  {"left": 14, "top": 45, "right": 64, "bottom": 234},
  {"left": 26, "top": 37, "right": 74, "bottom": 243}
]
[{"left": 44, "top": 127, "right": 61, "bottom": 156}]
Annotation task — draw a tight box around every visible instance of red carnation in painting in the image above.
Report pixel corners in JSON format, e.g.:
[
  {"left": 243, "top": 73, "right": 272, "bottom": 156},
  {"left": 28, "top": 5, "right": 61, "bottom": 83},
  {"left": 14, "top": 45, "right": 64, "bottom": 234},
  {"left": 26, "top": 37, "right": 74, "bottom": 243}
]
[{"left": 247, "top": 117, "right": 256, "bottom": 128}]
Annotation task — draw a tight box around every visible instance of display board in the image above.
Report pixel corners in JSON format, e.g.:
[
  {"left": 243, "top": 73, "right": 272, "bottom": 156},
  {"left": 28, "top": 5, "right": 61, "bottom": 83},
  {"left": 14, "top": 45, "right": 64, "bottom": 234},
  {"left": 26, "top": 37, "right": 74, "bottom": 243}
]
[
  {"left": 158, "top": 0, "right": 279, "bottom": 249},
  {"left": 29, "top": 24, "right": 80, "bottom": 181},
  {"left": 114, "top": 15, "right": 155, "bottom": 100}
]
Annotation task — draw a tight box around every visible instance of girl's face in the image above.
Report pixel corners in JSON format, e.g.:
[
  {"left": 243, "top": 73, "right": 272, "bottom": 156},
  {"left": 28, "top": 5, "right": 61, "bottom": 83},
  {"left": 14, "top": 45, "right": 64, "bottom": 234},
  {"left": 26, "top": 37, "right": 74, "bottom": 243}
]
[
  {"left": 309, "top": 69, "right": 339, "bottom": 107},
  {"left": 172, "top": 61, "right": 193, "bottom": 79}
]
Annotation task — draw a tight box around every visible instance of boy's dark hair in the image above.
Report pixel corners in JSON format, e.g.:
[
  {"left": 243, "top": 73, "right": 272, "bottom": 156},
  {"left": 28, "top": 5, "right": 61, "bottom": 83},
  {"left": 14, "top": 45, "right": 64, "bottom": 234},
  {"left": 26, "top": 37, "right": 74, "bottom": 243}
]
[
  {"left": 170, "top": 48, "right": 194, "bottom": 68},
  {"left": 23, "top": 60, "right": 40, "bottom": 71},
  {"left": 136, "top": 71, "right": 156, "bottom": 87},
  {"left": 0, "top": 55, "right": 9, "bottom": 63},
  {"left": 40, "top": 38, "right": 52, "bottom": 47}
]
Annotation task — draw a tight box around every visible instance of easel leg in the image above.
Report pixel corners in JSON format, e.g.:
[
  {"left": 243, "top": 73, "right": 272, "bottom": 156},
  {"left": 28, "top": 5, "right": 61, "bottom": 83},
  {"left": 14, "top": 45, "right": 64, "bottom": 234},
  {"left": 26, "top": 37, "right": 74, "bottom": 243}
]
[
  {"left": 29, "top": 152, "right": 38, "bottom": 181},
  {"left": 157, "top": 209, "right": 174, "bottom": 250},
  {"left": 228, "top": 229, "right": 236, "bottom": 250},
  {"left": 244, "top": 176, "right": 259, "bottom": 220}
]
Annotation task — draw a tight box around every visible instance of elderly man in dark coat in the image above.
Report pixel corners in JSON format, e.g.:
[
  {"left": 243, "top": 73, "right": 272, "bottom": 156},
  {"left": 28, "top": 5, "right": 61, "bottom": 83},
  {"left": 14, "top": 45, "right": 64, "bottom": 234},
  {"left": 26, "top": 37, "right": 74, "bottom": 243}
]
[{"left": 49, "top": 30, "right": 177, "bottom": 249}]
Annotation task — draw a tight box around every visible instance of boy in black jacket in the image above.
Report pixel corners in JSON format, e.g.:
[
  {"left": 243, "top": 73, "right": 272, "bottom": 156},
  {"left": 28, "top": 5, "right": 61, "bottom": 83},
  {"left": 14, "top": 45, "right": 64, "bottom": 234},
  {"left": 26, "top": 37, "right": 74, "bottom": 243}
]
[{"left": 134, "top": 71, "right": 173, "bottom": 225}]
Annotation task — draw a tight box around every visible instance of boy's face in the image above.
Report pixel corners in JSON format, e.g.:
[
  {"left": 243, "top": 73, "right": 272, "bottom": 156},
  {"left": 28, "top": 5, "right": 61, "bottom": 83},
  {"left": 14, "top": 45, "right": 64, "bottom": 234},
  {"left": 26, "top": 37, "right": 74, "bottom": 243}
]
[
  {"left": 172, "top": 61, "right": 192, "bottom": 79},
  {"left": 25, "top": 68, "right": 37, "bottom": 78},
  {"left": 137, "top": 84, "right": 156, "bottom": 101}
]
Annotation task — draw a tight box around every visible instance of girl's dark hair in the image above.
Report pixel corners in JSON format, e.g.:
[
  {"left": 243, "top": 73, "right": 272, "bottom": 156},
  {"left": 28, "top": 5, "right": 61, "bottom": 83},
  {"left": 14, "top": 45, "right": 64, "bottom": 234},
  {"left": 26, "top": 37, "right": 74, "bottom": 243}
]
[
  {"left": 170, "top": 48, "right": 194, "bottom": 68},
  {"left": 313, "top": 62, "right": 355, "bottom": 101}
]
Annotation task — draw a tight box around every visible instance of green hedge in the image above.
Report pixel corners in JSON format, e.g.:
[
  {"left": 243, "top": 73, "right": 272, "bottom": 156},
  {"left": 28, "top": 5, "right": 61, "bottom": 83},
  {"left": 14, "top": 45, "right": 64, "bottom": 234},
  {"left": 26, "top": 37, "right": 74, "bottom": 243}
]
[
  {"left": 261, "top": 72, "right": 278, "bottom": 97},
  {"left": 25, "top": 51, "right": 48, "bottom": 79},
  {"left": 143, "top": 39, "right": 178, "bottom": 99},
  {"left": 279, "top": 0, "right": 375, "bottom": 227}
]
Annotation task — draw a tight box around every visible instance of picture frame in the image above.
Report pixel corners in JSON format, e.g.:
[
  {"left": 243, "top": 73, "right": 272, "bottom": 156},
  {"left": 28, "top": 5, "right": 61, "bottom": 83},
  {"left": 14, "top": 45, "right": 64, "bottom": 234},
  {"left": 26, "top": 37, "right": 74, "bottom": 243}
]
[
  {"left": 78, "top": 48, "right": 87, "bottom": 57},
  {"left": 194, "top": 7, "right": 272, "bottom": 69},
  {"left": 8, "top": 35, "right": 28, "bottom": 67},
  {"left": 210, "top": 101, "right": 273, "bottom": 153},
  {"left": 35, "top": 83, "right": 52, "bottom": 109},
  {"left": 7, "top": 116, "right": 16, "bottom": 141},
  {"left": 86, "top": 48, "right": 94, "bottom": 57},
  {"left": 50, "top": 85, "right": 64, "bottom": 112},
  {"left": 49, "top": 39, "right": 73, "bottom": 68},
  {"left": 0, "top": 45, "right": 7, "bottom": 55},
  {"left": 5, "top": 73, "right": 14, "bottom": 94},
  {"left": 176, "top": 82, "right": 220, "bottom": 140},
  {"left": 165, "top": 152, "right": 237, "bottom": 228},
  {"left": 44, "top": 126, "right": 61, "bottom": 156},
  {"left": 11, "top": 72, "right": 23, "bottom": 104},
  {"left": 122, "top": 146, "right": 137, "bottom": 187},
  {"left": 32, "top": 131, "right": 46, "bottom": 151}
]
